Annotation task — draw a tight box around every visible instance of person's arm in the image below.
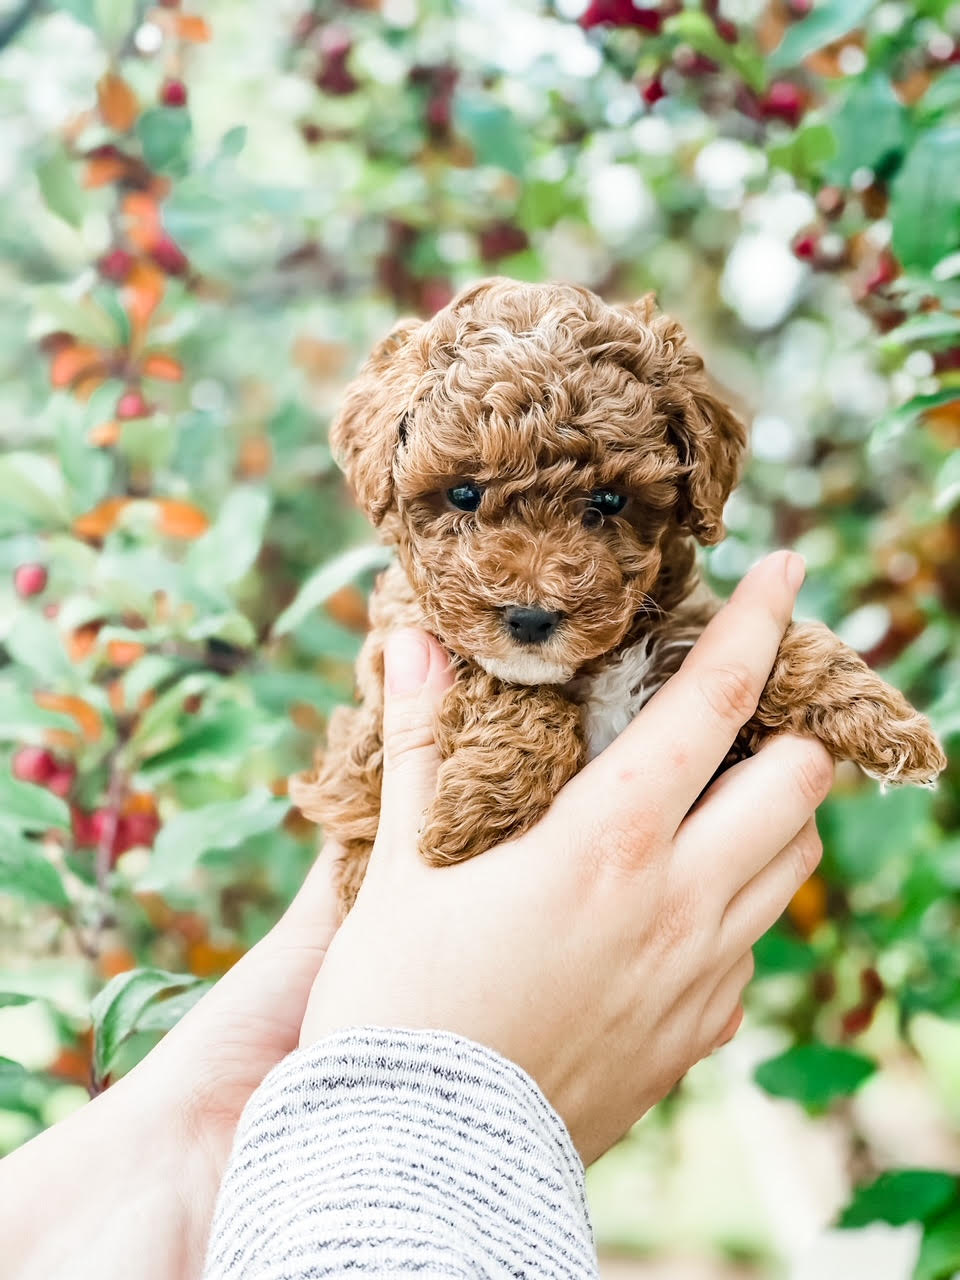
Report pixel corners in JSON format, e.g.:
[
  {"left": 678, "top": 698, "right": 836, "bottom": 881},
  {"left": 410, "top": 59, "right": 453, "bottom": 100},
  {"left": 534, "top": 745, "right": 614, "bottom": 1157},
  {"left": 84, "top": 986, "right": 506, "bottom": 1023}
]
[{"left": 204, "top": 1028, "right": 596, "bottom": 1280}]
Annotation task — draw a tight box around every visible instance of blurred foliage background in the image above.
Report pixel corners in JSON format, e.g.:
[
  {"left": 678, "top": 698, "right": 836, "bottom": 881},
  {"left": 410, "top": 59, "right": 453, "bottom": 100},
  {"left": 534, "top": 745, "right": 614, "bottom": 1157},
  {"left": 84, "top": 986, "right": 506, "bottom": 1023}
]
[{"left": 0, "top": 0, "right": 958, "bottom": 1275}]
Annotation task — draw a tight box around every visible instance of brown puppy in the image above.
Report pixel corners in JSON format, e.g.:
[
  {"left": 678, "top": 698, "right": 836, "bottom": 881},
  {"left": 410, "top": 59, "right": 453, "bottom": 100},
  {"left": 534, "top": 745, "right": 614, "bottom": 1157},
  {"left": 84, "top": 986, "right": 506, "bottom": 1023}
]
[{"left": 291, "top": 278, "right": 947, "bottom": 912}]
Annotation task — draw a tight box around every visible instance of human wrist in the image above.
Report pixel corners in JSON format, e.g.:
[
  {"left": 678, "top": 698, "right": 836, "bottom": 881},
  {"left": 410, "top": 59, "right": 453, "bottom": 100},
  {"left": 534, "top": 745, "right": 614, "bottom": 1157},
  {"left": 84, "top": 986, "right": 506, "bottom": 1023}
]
[{"left": 0, "top": 1070, "right": 204, "bottom": 1280}]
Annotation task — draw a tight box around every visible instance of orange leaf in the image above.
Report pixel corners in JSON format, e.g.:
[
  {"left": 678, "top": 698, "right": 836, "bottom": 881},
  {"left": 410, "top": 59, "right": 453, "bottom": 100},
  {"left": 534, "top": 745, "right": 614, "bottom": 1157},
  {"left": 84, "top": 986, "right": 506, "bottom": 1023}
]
[
  {"left": 66, "top": 623, "right": 102, "bottom": 662},
  {"left": 106, "top": 639, "right": 146, "bottom": 667},
  {"left": 98, "top": 947, "right": 136, "bottom": 980},
  {"left": 36, "top": 692, "right": 103, "bottom": 743},
  {"left": 50, "top": 343, "right": 104, "bottom": 390},
  {"left": 97, "top": 71, "right": 139, "bottom": 132},
  {"left": 187, "top": 938, "right": 246, "bottom": 978},
  {"left": 89, "top": 420, "right": 121, "bottom": 448},
  {"left": 141, "top": 352, "right": 183, "bottom": 381},
  {"left": 84, "top": 152, "right": 130, "bottom": 187},
  {"left": 48, "top": 1043, "right": 92, "bottom": 1085},
  {"left": 176, "top": 13, "right": 211, "bottom": 41},
  {"left": 122, "top": 192, "right": 163, "bottom": 252},
  {"left": 152, "top": 498, "right": 210, "bottom": 539},
  {"left": 236, "top": 435, "right": 273, "bottom": 478},
  {"left": 73, "top": 496, "right": 131, "bottom": 540},
  {"left": 123, "top": 791, "right": 157, "bottom": 817},
  {"left": 787, "top": 873, "right": 828, "bottom": 937},
  {"left": 122, "top": 260, "right": 166, "bottom": 340},
  {"left": 325, "top": 584, "right": 369, "bottom": 631}
]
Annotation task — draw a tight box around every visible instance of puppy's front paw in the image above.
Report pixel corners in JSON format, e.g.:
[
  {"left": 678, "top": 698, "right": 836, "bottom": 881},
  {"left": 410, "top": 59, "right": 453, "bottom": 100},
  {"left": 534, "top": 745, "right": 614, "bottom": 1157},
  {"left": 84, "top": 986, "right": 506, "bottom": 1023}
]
[{"left": 816, "top": 698, "right": 946, "bottom": 787}]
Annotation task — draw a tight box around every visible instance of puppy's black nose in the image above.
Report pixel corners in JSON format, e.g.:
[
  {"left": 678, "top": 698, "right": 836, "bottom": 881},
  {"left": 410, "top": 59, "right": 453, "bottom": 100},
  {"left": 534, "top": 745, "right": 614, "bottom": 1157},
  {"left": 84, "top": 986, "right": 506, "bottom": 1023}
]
[{"left": 502, "top": 605, "right": 562, "bottom": 647}]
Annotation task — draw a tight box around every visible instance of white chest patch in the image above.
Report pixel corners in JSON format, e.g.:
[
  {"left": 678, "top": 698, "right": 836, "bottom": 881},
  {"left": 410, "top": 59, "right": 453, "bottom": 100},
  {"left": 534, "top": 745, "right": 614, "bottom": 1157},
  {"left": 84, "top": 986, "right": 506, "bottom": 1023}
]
[{"left": 569, "top": 633, "right": 697, "bottom": 761}]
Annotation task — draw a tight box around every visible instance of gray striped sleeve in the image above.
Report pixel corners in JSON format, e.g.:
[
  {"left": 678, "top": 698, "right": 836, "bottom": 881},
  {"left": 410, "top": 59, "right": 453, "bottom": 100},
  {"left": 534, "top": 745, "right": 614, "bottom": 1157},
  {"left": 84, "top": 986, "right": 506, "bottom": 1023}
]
[{"left": 202, "top": 1026, "right": 597, "bottom": 1279}]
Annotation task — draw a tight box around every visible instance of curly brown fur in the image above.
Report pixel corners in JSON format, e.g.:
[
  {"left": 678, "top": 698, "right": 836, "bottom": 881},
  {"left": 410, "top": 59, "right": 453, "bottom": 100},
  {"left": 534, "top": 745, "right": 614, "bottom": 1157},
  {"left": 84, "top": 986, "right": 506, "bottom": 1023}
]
[{"left": 292, "top": 278, "right": 947, "bottom": 914}]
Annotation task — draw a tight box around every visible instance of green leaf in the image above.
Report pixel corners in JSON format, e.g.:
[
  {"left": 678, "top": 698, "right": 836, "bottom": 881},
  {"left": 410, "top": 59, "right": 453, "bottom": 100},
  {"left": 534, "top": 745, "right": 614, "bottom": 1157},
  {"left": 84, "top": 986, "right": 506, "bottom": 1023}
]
[
  {"left": 0, "top": 831, "right": 69, "bottom": 908},
  {"left": 0, "top": 993, "right": 35, "bottom": 1008},
  {"left": 919, "top": 66, "right": 960, "bottom": 119},
  {"left": 36, "top": 145, "right": 84, "bottom": 228},
  {"left": 840, "top": 1171, "right": 958, "bottom": 1229},
  {"left": 753, "top": 929, "right": 818, "bottom": 977},
  {"left": 883, "top": 314, "right": 960, "bottom": 347},
  {"left": 139, "top": 789, "right": 289, "bottom": 889},
  {"left": 915, "top": 1207, "right": 960, "bottom": 1280},
  {"left": 935, "top": 450, "right": 960, "bottom": 512},
  {"left": 32, "top": 289, "right": 120, "bottom": 348},
  {"left": 139, "top": 704, "right": 275, "bottom": 780},
  {"left": 754, "top": 1043, "right": 876, "bottom": 1108},
  {"left": 870, "top": 387, "right": 960, "bottom": 454},
  {"left": 54, "top": 387, "right": 116, "bottom": 512},
  {"left": 94, "top": 0, "right": 136, "bottom": 48},
  {"left": 454, "top": 93, "right": 527, "bottom": 177},
  {"left": 273, "top": 543, "right": 391, "bottom": 637},
  {"left": 0, "top": 452, "right": 69, "bottom": 531},
  {"left": 768, "top": 119, "right": 837, "bottom": 180},
  {"left": 891, "top": 128, "right": 960, "bottom": 272},
  {"left": 0, "top": 771, "right": 70, "bottom": 832},
  {"left": 0, "top": 687, "right": 76, "bottom": 742},
  {"left": 186, "top": 487, "right": 270, "bottom": 590},
  {"left": 219, "top": 125, "right": 247, "bottom": 159},
  {"left": 136, "top": 107, "right": 193, "bottom": 174},
  {"left": 664, "top": 11, "right": 766, "bottom": 91},
  {"left": 827, "top": 75, "right": 908, "bottom": 185},
  {"left": 90, "top": 968, "right": 206, "bottom": 1081},
  {"left": 5, "top": 612, "right": 75, "bottom": 685},
  {"left": 768, "top": 0, "right": 876, "bottom": 71}
]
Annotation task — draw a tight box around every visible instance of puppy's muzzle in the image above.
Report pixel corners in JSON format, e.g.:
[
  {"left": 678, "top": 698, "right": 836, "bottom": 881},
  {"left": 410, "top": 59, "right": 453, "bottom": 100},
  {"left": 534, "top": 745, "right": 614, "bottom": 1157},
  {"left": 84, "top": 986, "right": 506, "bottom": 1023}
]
[{"left": 501, "top": 605, "right": 563, "bottom": 647}]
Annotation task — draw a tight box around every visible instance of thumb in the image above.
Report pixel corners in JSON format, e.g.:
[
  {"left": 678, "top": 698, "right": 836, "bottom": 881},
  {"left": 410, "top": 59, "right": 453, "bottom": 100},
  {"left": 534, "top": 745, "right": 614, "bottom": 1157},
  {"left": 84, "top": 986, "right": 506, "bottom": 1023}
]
[{"left": 375, "top": 628, "right": 454, "bottom": 865}]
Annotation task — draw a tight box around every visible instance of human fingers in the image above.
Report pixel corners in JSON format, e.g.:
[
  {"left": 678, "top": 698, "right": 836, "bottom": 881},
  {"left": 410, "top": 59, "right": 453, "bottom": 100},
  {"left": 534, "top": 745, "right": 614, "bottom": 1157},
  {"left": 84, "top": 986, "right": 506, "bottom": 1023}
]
[
  {"left": 719, "top": 817, "right": 823, "bottom": 956},
  {"left": 552, "top": 551, "right": 804, "bottom": 848},
  {"left": 703, "top": 951, "right": 754, "bottom": 1051},
  {"left": 675, "top": 734, "right": 833, "bottom": 901},
  {"left": 371, "top": 628, "right": 455, "bottom": 872}
]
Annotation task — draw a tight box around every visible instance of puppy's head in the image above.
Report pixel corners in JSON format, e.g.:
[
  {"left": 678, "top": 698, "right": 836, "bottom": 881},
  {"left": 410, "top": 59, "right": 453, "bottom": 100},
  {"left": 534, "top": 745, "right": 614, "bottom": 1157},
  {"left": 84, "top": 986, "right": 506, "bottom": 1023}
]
[{"left": 332, "top": 278, "right": 746, "bottom": 684}]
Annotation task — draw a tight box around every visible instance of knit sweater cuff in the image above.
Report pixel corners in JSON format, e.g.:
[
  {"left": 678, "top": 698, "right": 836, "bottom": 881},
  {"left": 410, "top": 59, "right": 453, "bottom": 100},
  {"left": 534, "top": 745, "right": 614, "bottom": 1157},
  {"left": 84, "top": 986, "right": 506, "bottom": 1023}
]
[{"left": 202, "top": 1026, "right": 596, "bottom": 1279}]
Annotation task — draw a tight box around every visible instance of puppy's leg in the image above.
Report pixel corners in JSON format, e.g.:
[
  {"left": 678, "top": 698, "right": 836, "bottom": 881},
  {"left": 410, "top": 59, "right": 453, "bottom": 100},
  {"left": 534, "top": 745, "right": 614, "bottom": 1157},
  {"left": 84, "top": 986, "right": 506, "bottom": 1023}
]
[
  {"left": 289, "top": 702, "right": 382, "bottom": 914},
  {"left": 418, "top": 673, "right": 585, "bottom": 865},
  {"left": 751, "top": 621, "right": 946, "bottom": 785}
]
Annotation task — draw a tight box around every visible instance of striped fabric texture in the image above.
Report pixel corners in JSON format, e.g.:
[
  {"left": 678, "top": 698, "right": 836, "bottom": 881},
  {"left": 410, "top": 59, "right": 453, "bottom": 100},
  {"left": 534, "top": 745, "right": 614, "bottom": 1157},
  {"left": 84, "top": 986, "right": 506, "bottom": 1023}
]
[{"left": 202, "top": 1026, "right": 598, "bottom": 1279}]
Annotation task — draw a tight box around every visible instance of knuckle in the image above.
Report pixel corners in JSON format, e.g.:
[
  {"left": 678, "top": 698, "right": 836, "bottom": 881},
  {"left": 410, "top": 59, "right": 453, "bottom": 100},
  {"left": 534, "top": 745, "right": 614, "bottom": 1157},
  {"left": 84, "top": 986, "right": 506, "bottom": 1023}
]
[
  {"left": 793, "top": 825, "right": 823, "bottom": 882},
  {"left": 793, "top": 745, "right": 834, "bottom": 806},
  {"left": 383, "top": 716, "right": 436, "bottom": 766},
  {"left": 701, "top": 662, "right": 758, "bottom": 727}
]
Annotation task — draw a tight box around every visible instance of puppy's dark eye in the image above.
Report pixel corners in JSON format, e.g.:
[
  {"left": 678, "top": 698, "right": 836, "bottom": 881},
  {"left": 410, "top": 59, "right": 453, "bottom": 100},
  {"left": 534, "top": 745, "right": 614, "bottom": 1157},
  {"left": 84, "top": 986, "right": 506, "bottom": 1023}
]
[
  {"left": 586, "top": 490, "right": 628, "bottom": 517},
  {"left": 447, "top": 483, "right": 483, "bottom": 512}
]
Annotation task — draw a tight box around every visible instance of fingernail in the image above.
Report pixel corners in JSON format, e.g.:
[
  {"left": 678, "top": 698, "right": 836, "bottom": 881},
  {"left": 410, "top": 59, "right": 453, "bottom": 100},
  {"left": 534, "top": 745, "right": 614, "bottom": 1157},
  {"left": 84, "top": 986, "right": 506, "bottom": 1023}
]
[
  {"left": 784, "top": 551, "right": 806, "bottom": 593},
  {"left": 385, "top": 628, "right": 431, "bottom": 695}
]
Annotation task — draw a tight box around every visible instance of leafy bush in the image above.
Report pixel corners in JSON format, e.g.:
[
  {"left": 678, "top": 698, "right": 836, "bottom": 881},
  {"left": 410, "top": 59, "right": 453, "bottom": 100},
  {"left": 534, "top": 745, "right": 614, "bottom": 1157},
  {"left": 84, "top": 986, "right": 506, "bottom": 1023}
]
[{"left": 1, "top": 0, "right": 958, "bottom": 1270}]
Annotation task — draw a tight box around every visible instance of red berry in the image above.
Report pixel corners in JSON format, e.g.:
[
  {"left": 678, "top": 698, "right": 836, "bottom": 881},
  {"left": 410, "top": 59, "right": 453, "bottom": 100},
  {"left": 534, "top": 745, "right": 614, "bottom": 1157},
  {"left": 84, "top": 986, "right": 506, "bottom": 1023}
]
[
  {"left": 46, "top": 764, "right": 76, "bottom": 798},
  {"left": 12, "top": 746, "right": 58, "bottom": 785},
  {"left": 150, "top": 233, "right": 189, "bottom": 276},
  {"left": 580, "top": 0, "right": 663, "bottom": 32},
  {"left": 642, "top": 74, "right": 666, "bottom": 105},
  {"left": 116, "top": 389, "right": 150, "bottom": 420},
  {"left": 426, "top": 94, "right": 451, "bottom": 131},
  {"left": 787, "top": 0, "right": 812, "bottom": 13},
  {"left": 673, "top": 47, "right": 719, "bottom": 75},
  {"left": 98, "top": 248, "right": 135, "bottom": 282},
  {"left": 841, "top": 1004, "right": 875, "bottom": 1037},
  {"left": 118, "top": 811, "right": 161, "bottom": 852},
  {"left": 714, "top": 16, "right": 738, "bottom": 42},
  {"left": 160, "top": 78, "right": 188, "bottom": 108},
  {"left": 478, "top": 222, "right": 529, "bottom": 262},
  {"left": 14, "top": 563, "right": 48, "bottom": 598},
  {"left": 792, "top": 230, "right": 819, "bottom": 261},
  {"left": 761, "top": 81, "right": 805, "bottom": 128},
  {"left": 860, "top": 966, "right": 885, "bottom": 1004}
]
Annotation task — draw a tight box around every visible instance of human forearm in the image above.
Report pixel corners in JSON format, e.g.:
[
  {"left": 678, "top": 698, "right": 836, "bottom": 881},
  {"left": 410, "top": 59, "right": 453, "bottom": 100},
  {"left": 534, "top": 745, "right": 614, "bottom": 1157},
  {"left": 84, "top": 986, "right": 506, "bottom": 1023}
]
[{"left": 202, "top": 1027, "right": 598, "bottom": 1280}]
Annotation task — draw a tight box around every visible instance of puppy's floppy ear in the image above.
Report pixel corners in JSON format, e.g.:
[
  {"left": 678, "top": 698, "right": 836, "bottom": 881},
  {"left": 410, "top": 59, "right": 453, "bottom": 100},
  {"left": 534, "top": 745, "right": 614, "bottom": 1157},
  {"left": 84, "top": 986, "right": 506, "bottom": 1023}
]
[
  {"left": 330, "top": 317, "right": 423, "bottom": 525},
  {"left": 667, "top": 369, "right": 747, "bottom": 545}
]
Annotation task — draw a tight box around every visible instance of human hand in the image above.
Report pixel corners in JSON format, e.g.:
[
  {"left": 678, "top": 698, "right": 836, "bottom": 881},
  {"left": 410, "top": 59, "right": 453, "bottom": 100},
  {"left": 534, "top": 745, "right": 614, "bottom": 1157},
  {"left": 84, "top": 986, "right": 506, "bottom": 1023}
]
[
  {"left": 0, "top": 844, "right": 343, "bottom": 1280},
  {"left": 300, "top": 549, "right": 833, "bottom": 1165}
]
